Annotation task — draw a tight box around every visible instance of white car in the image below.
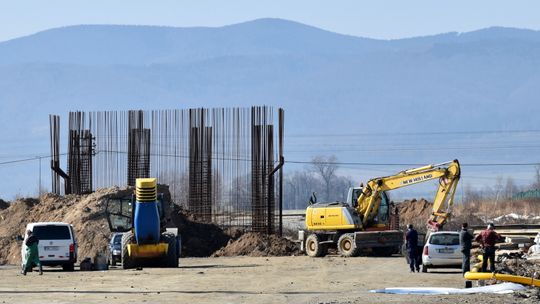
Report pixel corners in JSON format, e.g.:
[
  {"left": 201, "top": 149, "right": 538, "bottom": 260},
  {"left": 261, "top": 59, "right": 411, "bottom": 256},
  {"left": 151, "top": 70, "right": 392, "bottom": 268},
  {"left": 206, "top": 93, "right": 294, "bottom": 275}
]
[
  {"left": 421, "top": 231, "right": 461, "bottom": 273},
  {"left": 21, "top": 222, "right": 78, "bottom": 271}
]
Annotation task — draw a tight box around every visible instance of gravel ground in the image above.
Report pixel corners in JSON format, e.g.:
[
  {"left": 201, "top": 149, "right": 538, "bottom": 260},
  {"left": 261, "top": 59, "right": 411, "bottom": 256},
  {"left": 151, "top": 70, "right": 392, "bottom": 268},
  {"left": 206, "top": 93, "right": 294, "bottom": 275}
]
[{"left": 0, "top": 256, "right": 537, "bottom": 304}]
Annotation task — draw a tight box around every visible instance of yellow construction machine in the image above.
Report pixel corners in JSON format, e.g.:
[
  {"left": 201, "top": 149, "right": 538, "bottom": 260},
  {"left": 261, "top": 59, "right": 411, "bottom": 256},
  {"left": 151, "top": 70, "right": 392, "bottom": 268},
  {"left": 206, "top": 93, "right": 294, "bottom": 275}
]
[{"left": 299, "top": 159, "right": 461, "bottom": 257}]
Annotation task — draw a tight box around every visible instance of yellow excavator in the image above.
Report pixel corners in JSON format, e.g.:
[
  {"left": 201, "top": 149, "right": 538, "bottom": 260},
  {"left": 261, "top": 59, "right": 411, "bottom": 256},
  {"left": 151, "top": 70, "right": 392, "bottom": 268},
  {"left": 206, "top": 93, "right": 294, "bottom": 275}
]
[{"left": 299, "top": 159, "right": 461, "bottom": 257}]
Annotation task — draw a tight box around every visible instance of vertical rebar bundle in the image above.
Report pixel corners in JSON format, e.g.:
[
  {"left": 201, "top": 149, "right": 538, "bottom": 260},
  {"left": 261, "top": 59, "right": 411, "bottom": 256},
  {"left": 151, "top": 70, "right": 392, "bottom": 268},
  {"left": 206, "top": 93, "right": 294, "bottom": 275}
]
[
  {"left": 127, "top": 110, "right": 151, "bottom": 186},
  {"left": 189, "top": 109, "right": 213, "bottom": 222},
  {"left": 53, "top": 106, "right": 284, "bottom": 233},
  {"left": 68, "top": 112, "right": 94, "bottom": 194}
]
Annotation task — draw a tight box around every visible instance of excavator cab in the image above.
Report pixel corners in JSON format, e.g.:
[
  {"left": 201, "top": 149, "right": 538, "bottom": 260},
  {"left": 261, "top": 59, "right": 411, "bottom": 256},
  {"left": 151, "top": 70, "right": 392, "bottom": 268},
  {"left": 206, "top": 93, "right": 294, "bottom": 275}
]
[
  {"left": 105, "top": 196, "right": 133, "bottom": 232},
  {"left": 105, "top": 194, "right": 167, "bottom": 233},
  {"left": 372, "top": 192, "right": 390, "bottom": 226}
]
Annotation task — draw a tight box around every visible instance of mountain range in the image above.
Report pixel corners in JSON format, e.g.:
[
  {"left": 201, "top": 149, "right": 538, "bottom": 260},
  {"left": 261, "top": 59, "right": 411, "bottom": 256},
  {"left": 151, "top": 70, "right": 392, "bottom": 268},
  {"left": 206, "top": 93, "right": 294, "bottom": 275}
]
[{"left": 1, "top": 18, "right": 540, "bottom": 197}]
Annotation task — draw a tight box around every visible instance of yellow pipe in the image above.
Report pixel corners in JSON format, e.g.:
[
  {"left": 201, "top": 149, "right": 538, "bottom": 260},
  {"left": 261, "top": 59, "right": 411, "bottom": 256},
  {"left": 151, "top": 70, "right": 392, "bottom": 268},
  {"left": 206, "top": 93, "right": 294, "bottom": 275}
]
[
  {"left": 470, "top": 255, "right": 483, "bottom": 273},
  {"left": 464, "top": 272, "right": 540, "bottom": 287}
]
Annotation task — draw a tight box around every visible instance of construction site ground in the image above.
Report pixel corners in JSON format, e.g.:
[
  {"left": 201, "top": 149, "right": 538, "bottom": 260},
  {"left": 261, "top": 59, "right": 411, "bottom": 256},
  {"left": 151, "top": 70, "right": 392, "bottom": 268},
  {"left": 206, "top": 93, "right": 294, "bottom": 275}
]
[{"left": 0, "top": 256, "right": 529, "bottom": 304}]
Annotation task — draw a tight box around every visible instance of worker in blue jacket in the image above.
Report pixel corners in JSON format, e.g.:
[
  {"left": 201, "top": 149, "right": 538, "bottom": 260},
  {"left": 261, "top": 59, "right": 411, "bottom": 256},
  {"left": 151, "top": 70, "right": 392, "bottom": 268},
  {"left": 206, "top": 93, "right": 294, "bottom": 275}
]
[{"left": 405, "top": 224, "right": 420, "bottom": 272}]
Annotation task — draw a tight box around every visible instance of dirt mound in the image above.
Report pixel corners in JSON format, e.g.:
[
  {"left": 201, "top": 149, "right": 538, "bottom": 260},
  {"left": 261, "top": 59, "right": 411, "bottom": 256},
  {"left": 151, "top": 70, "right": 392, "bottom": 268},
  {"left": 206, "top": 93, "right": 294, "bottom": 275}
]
[
  {"left": 396, "top": 198, "right": 484, "bottom": 232},
  {"left": 212, "top": 232, "right": 299, "bottom": 257},
  {"left": 397, "top": 198, "right": 433, "bottom": 232},
  {"left": 169, "top": 206, "right": 231, "bottom": 257},
  {"left": 0, "top": 186, "right": 297, "bottom": 264},
  {"left": 0, "top": 188, "right": 133, "bottom": 265},
  {"left": 0, "top": 186, "right": 235, "bottom": 264}
]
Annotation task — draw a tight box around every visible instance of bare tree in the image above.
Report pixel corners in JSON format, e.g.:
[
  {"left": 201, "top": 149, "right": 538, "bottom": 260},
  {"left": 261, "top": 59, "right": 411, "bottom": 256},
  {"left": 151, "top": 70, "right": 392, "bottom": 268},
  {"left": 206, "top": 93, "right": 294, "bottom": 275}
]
[
  {"left": 493, "top": 176, "right": 503, "bottom": 202},
  {"left": 310, "top": 155, "right": 338, "bottom": 201},
  {"left": 284, "top": 170, "right": 320, "bottom": 209},
  {"left": 533, "top": 165, "right": 540, "bottom": 190},
  {"left": 503, "top": 177, "right": 518, "bottom": 200}
]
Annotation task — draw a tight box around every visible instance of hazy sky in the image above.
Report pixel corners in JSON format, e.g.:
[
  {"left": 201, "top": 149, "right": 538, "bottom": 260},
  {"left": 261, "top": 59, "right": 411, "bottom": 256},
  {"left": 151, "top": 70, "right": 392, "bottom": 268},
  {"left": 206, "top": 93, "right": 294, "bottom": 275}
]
[{"left": 1, "top": 0, "right": 539, "bottom": 42}]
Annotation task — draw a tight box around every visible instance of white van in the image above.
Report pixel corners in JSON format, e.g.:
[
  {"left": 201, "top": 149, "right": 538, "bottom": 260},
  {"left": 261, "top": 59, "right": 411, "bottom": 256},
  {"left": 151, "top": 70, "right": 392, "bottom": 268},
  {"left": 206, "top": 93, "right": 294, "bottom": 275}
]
[{"left": 21, "top": 222, "right": 78, "bottom": 271}]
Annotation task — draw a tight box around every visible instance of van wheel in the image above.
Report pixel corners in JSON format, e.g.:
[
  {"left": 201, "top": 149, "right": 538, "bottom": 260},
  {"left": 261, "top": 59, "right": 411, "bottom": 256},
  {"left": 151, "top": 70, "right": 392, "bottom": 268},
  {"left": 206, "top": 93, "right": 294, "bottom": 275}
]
[
  {"left": 62, "top": 263, "right": 74, "bottom": 271},
  {"left": 305, "top": 234, "right": 327, "bottom": 257}
]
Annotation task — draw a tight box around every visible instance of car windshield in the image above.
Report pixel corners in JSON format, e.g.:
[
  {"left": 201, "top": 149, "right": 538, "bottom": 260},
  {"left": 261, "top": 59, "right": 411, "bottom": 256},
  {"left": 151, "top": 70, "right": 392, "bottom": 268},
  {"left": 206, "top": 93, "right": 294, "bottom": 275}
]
[
  {"left": 113, "top": 234, "right": 122, "bottom": 245},
  {"left": 429, "top": 233, "right": 459, "bottom": 246},
  {"left": 33, "top": 225, "right": 71, "bottom": 240}
]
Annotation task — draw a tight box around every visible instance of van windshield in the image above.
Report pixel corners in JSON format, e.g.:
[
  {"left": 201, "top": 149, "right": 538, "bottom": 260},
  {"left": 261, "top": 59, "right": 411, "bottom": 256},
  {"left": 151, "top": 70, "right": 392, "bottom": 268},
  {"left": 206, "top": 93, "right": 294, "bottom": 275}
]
[
  {"left": 33, "top": 225, "right": 71, "bottom": 240},
  {"left": 429, "top": 233, "right": 459, "bottom": 246}
]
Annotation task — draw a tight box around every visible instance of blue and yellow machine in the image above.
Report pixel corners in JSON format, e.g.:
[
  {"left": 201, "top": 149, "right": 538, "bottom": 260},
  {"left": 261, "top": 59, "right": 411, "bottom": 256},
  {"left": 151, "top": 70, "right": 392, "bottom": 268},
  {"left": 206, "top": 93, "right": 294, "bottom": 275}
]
[{"left": 105, "top": 178, "right": 179, "bottom": 269}]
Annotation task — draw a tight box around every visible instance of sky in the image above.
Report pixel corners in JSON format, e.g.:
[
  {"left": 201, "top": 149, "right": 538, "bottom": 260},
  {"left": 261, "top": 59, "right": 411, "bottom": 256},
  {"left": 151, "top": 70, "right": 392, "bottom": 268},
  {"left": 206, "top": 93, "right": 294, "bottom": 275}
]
[
  {"left": 1, "top": 0, "right": 540, "bottom": 199},
  {"left": 1, "top": 0, "right": 540, "bottom": 42}
]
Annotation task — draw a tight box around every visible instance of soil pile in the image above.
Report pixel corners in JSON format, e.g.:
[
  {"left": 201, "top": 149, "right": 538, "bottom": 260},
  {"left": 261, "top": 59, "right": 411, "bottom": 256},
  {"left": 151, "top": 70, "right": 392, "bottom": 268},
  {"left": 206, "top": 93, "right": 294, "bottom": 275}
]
[
  {"left": 396, "top": 198, "right": 433, "bottom": 232},
  {"left": 0, "top": 188, "right": 132, "bottom": 265},
  {"left": 0, "top": 186, "right": 233, "bottom": 264},
  {"left": 169, "top": 206, "right": 231, "bottom": 257},
  {"left": 0, "top": 187, "right": 298, "bottom": 264},
  {"left": 396, "top": 198, "right": 484, "bottom": 232},
  {"left": 212, "top": 232, "right": 299, "bottom": 257}
]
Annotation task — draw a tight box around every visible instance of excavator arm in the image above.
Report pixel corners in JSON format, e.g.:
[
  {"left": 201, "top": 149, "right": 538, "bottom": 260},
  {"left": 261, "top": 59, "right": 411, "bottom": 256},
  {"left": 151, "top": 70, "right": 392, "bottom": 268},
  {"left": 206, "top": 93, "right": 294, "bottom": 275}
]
[{"left": 357, "top": 159, "right": 460, "bottom": 231}]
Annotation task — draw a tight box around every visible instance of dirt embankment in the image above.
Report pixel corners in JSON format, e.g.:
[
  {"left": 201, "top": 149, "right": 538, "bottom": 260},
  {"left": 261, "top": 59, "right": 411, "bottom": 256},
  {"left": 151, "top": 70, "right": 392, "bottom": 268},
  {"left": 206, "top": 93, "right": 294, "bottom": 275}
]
[{"left": 0, "top": 187, "right": 297, "bottom": 264}]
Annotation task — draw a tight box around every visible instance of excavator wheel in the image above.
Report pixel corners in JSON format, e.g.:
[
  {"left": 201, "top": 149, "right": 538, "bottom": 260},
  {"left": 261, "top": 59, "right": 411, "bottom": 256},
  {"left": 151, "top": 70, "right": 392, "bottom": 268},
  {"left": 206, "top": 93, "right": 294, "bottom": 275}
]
[
  {"left": 160, "top": 232, "right": 178, "bottom": 268},
  {"left": 121, "top": 231, "right": 136, "bottom": 269},
  {"left": 337, "top": 233, "right": 360, "bottom": 257},
  {"left": 305, "top": 234, "right": 327, "bottom": 257}
]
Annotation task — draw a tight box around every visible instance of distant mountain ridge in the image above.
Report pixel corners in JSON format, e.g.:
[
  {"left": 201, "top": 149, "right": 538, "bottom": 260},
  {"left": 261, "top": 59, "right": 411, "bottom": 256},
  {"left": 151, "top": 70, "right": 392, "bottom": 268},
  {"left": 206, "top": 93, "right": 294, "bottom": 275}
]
[
  {"left": 1, "top": 18, "right": 540, "bottom": 197},
  {"left": 1, "top": 19, "right": 538, "bottom": 66}
]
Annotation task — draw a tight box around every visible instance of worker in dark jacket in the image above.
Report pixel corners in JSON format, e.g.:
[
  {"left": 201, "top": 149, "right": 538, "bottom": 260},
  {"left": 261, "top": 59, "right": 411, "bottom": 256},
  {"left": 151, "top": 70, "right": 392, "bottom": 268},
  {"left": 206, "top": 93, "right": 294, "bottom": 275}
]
[
  {"left": 22, "top": 230, "right": 42, "bottom": 275},
  {"left": 405, "top": 224, "right": 420, "bottom": 272},
  {"left": 459, "top": 223, "right": 473, "bottom": 275},
  {"left": 475, "top": 223, "right": 500, "bottom": 272}
]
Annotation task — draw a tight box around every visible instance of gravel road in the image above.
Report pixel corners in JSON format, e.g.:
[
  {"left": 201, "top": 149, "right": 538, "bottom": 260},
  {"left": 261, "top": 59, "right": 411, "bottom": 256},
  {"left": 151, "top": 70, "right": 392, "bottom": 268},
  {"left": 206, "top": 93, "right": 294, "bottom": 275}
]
[{"left": 0, "top": 256, "right": 534, "bottom": 303}]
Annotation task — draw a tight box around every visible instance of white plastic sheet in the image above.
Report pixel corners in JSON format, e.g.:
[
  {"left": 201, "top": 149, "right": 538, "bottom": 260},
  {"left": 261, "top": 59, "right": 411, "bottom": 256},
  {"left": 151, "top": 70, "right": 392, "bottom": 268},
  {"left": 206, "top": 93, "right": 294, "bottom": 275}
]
[{"left": 370, "top": 282, "right": 525, "bottom": 295}]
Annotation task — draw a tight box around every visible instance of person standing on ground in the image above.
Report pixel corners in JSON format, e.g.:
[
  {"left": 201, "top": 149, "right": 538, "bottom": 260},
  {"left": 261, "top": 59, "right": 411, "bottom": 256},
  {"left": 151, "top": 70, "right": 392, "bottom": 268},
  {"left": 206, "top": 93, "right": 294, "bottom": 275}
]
[
  {"left": 405, "top": 224, "right": 420, "bottom": 272},
  {"left": 475, "top": 223, "right": 500, "bottom": 272},
  {"left": 21, "top": 230, "right": 42, "bottom": 275},
  {"left": 459, "top": 223, "right": 473, "bottom": 275}
]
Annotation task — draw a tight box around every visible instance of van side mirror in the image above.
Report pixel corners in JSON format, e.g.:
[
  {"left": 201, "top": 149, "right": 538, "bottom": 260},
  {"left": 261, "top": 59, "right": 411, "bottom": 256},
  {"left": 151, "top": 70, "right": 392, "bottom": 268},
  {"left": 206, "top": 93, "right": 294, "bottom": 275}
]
[{"left": 16, "top": 235, "right": 24, "bottom": 241}]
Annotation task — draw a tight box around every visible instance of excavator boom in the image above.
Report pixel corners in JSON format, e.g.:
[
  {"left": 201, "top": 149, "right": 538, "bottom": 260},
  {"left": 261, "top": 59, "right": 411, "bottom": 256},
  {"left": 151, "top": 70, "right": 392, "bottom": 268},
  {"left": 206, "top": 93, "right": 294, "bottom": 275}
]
[{"left": 357, "top": 159, "right": 460, "bottom": 231}]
